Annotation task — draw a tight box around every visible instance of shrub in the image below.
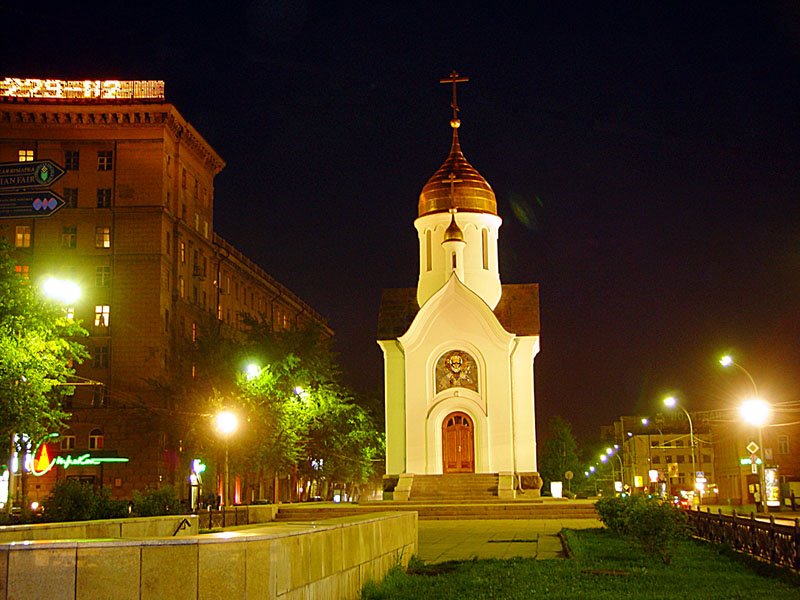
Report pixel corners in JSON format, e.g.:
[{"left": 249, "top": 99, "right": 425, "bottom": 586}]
[
  {"left": 595, "top": 495, "right": 690, "bottom": 564},
  {"left": 626, "top": 496, "right": 690, "bottom": 564},
  {"left": 595, "top": 495, "right": 631, "bottom": 534},
  {"left": 132, "top": 485, "right": 187, "bottom": 517},
  {"left": 43, "top": 479, "right": 127, "bottom": 522}
]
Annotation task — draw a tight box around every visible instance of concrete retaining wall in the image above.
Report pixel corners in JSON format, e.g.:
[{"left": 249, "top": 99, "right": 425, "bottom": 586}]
[
  {"left": 0, "top": 511, "right": 417, "bottom": 600},
  {"left": 0, "top": 514, "right": 199, "bottom": 543}
]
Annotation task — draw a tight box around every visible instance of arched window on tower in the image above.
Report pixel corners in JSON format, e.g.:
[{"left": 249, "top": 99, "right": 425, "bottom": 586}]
[
  {"left": 482, "top": 229, "right": 489, "bottom": 269},
  {"left": 425, "top": 230, "right": 432, "bottom": 271},
  {"left": 452, "top": 253, "right": 457, "bottom": 270}
]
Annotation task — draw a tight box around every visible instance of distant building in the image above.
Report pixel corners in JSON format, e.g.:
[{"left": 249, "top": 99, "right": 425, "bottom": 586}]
[
  {"left": 602, "top": 410, "right": 800, "bottom": 507},
  {"left": 600, "top": 414, "right": 714, "bottom": 500},
  {"left": 0, "top": 78, "right": 332, "bottom": 505}
]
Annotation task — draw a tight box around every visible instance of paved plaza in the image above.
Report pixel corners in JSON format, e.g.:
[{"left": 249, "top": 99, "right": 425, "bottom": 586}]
[{"left": 417, "top": 518, "right": 603, "bottom": 563}]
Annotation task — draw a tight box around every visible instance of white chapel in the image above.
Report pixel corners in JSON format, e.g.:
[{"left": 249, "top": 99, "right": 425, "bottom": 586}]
[{"left": 377, "top": 73, "right": 542, "bottom": 499}]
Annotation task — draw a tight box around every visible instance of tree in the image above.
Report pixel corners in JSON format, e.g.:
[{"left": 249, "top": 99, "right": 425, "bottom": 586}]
[
  {"left": 538, "top": 416, "right": 582, "bottom": 494},
  {"left": 150, "top": 312, "right": 384, "bottom": 503},
  {"left": 0, "top": 243, "right": 88, "bottom": 444}
]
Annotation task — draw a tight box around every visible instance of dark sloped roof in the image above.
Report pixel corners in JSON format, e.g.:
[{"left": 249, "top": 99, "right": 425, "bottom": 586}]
[{"left": 377, "top": 283, "right": 540, "bottom": 340}]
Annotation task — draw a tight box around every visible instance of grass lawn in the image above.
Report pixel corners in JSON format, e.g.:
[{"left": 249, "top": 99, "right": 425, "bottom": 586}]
[{"left": 361, "top": 528, "right": 800, "bottom": 599}]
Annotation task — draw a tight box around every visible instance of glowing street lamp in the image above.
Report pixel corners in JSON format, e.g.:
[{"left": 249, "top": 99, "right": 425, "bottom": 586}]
[
  {"left": 663, "top": 396, "right": 696, "bottom": 497},
  {"left": 245, "top": 363, "right": 261, "bottom": 381},
  {"left": 720, "top": 356, "right": 770, "bottom": 510},
  {"left": 739, "top": 396, "right": 771, "bottom": 510},
  {"left": 215, "top": 411, "right": 238, "bottom": 507},
  {"left": 41, "top": 277, "right": 81, "bottom": 305}
]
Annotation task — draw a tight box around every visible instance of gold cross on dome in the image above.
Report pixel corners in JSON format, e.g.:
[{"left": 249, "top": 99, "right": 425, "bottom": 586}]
[
  {"left": 446, "top": 171, "right": 463, "bottom": 209},
  {"left": 439, "top": 70, "right": 469, "bottom": 123}
]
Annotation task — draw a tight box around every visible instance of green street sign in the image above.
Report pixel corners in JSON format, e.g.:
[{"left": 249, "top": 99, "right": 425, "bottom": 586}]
[{"left": 0, "top": 160, "right": 66, "bottom": 189}]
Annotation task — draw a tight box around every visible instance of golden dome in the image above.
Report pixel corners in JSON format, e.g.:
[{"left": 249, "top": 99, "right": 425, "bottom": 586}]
[
  {"left": 418, "top": 129, "right": 497, "bottom": 217},
  {"left": 443, "top": 210, "right": 465, "bottom": 243}
]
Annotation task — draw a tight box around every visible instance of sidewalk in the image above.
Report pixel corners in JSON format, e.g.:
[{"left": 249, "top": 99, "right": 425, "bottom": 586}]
[{"left": 417, "top": 518, "right": 602, "bottom": 563}]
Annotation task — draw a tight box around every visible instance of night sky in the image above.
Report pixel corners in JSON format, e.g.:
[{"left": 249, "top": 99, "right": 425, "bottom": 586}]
[{"left": 3, "top": 2, "right": 799, "bottom": 441}]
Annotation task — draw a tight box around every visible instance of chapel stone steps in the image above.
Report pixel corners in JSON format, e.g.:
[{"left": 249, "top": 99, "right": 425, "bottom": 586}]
[
  {"left": 274, "top": 501, "right": 598, "bottom": 521},
  {"left": 408, "top": 473, "right": 499, "bottom": 502}
]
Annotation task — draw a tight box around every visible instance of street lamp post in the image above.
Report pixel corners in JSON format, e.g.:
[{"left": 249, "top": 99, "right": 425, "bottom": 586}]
[
  {"left": 602, "top": 447, "right": 624, "bottom": 489},
  {"left": 663, "top": 396, "right": 696, "bottom": 500},
  {"left": 215, "top": 411, "right": 238, "bottom": 508},
  {"left": 720, "top": 355, "right": 769, "bottom": 511},
  {"left": 739, "top": 397, "right": 771, "bottom": 512}
]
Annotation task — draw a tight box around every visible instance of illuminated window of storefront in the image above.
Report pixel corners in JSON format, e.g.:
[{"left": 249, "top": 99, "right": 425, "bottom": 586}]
[{"left": 18, "top": 149, "right": 34, "bottom": 162}]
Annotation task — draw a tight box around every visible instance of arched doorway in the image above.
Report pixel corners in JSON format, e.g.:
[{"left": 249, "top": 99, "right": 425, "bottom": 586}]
[{"left": 442, "top": 412, "right": 474, "bottom": 473}]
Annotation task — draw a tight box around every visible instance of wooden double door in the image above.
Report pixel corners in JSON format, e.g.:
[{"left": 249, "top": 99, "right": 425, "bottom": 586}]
[{"left": 442, "top": 412, "right": 474, "bottom": 473}]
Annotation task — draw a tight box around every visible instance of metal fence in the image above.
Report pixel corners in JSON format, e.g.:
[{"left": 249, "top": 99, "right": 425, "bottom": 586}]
[
  {"left": 199, "top": 506, "right": 249, "bottom": 530},
  {"left": 686, "top": 508, "right": 800, "bottom": 570}
]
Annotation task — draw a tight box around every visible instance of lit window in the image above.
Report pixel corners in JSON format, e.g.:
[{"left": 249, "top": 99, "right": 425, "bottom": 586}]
[
  {"left": 94, "top": 305, "right": 110, "bottom": 327},
  {"left": 425, "top": 230, "right": 432, "bottom": 272},
  {"left": 778, "top": 435, "right": 789, "bottom": 455},
  {"left": 15, "top": 226, "right": 31, "bottom": 248},
  {"left": 93, "top": 345, "right": 109, "bottom": 368},
  {"left": 191, "top": 364, "right": 197, "bottom": 379},
  {"left": 191, "top": 322, "right": 198, "bottom": 342},
  {"left": 95, "top": 266, "right": 111, "bottom": 287},
  {"left": 482, "top": 229, "right": 489, "bottom": 270},
  {"left": 180, "top": 241, "right": 186, "bottom": 263},
  {"left": 60, "top": 435, "right": 76, "bottom": 451},
  {"left": 88, "top": 429, "right": 104, "bottom": 449},
  {"left": 97, "top": 151, "right": 113, "bottom": 171},
  {"left": 63, "top": 188, "right": 78, "bottom": 208},
  {"left": 218, "top": 303, "right": 223, "bottom": 320},
  {"left": 65, "top": 150, "right": 79, "bottom": 170},
  {"left": 61, "top": 226, "right": 77, "bottom": 249},
  {"left": 95, "top": 226, "right": 111, "bottom": 248},
  {"left": 96, "top": 188, "right": 112, "bottom": 208},
  {"left": 18, "top": 149, "right": 34, "bottom": 162},
  {"left": 15, "top": 265, "right": 29, "bottom": 280},
  {"left": 179, "top": 276, "right": 185, "bottom": 298},
  {"left": 194, "top": 213, "right": 200, "bottom": 231},
  {"left": 203, "top": 221, "right": 209, "bottom": 238}
]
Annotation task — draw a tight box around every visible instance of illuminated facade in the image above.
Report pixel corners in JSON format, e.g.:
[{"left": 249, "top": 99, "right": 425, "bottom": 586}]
[
  {"left": 0, "top": 81, "right": 332, "bottom": 503},
  {"left": 377, "top": 75, "right": 541, "bottom": 497}
]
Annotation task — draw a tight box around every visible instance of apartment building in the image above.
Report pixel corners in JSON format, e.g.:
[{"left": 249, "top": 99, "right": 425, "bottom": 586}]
[{"left": 0, "top": 79, "right": 332, "bottom": 504}]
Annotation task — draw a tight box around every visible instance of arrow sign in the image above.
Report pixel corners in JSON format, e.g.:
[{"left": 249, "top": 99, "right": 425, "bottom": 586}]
[
  {"left": 0, "top": 190, "right": 65, "bottom": 218},
  {"left": 0, "top": 160, "right": 66, "bottom": 190}
]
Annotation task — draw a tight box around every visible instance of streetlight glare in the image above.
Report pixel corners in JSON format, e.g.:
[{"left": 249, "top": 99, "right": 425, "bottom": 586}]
[
  {"left": 720, "top": 355, "right": 733, "bottom": 367},
  {"left": 245, "top": 363, "right": 261, "bottom": 381},
  {"left": 641, "top": 417, "right": 649, "bottom": 426},
  {"left": 663, "top": 396, "right": 677, "bottom": 408},
  {"left": 739, "top": 397, "right": 770, "bottom": 428},
  {"left": 600, "top": 455, "right": 607, "bottom": 462},
  {"left": 215, "top": 411, "right": 238, "bottom": 436},
  {"left": 41, "top": 277, "right": 81, "bottom": 304}
]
